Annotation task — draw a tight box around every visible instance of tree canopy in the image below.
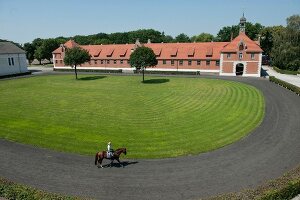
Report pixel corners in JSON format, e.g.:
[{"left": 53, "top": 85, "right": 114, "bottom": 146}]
[
  {"left": 271, "top": 15, "right": 300, "bottom": 71},
  {"left": 191, "top": 33, "right": 214, "bottom": 42},
  {"left": 129, "top": 46, "right": 158, "bottom": 82},
  {"left": 215, "top": 22, "right": 263, "bottom": 41},
  {"left": 175, "top": 33, "right": 191, "bottom": 43},
  {"left": 64, "top": 47, "right": 91, "bottom": 79}
]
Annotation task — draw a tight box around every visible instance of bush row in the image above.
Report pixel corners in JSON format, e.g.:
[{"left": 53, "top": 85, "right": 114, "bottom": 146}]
[
  {"left": 260, "top": 180, "right": 300, "bottom": 200},
  {"left": 269, "top": 76, "right": 300, "bottom": 95},
  {"left": 273, "top": 66, "right": 299, "bottom": 75},
  {"left": 0, "top": 178, "right": 78, "bottom": 200}
]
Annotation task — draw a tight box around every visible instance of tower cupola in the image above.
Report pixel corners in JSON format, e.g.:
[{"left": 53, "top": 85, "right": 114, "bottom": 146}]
[{"left": 239, "top": 13, "right": 246, "bottom": 33}]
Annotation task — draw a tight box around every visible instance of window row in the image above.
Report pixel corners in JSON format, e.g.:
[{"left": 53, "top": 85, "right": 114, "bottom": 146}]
[
  {"left": 55, "top": 59, "right": 129, "bottom": 65},
  {"left": 226, "top": 53, "right": 256, "bottom": 60},
  {"left": 162, "top": 60, "right": 220, "bottom": 66},
  {"left": 89, "top": 59, "right": 129, "bottom": 65}
]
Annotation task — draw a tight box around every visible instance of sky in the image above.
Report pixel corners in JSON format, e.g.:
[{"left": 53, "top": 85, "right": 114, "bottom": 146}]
[{"left": 0, "top": 0, "right": 299, "bottom": 44}]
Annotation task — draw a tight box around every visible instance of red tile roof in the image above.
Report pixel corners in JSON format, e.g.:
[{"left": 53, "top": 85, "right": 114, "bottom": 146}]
[
  {"left": 53, "top": 35, "right": 262, "bottom": 60},
  {"left": 221, "top": 32, "right": 263, "bottom": 53}
]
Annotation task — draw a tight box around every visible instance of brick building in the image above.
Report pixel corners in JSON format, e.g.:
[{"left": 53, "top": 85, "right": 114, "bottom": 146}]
[{"left": 53, "top": 15, "right": 263, "bottom": 77}]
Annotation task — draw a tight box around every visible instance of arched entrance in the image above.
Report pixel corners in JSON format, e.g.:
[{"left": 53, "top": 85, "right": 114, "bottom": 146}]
[{"left": 236, "top": 63, "right": 244, "bottom": 76}]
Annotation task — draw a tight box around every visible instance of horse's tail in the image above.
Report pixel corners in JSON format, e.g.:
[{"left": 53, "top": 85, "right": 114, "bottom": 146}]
[{"left": 95, "top": 153, "right": 98, "bottom": 165}]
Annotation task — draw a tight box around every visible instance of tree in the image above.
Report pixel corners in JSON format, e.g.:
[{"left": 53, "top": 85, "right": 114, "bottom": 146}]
[
  {"left": 191, "top": 33, "right": 214, "bottom": 42},
  {"left": 215, "top": 22, "right": 263, "bottom": 41},
  {"left": 34, "top": 46, "right": 43, "bottom": 64},
  {"left": 175, "top": 33, "right": 191, "bottom": 43},
  {"left": 260, "top": 26, "right": 285, "bottom": 56},
  {"left": 129, "top": 46, "right": 158, "bottom": 82},
  {"left": 23, "top": 43, "right": 35, "bottom": 64},
  {"left": 271, "top": 15, "right": 300, "bottom": 71},
  {"left": 63, "top": 47, "right": 91, "bottom": 79}
]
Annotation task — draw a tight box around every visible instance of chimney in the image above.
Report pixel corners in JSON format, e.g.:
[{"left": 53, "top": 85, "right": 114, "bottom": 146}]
[
  {"left": 147, "top": 39, "right": 151, "bottom": 44},
  {"left": 134, "top": 38, "right": 142, "bottom": 49},
  {"left": 230, "top": 32, "right": 233, "bottom": 41}
]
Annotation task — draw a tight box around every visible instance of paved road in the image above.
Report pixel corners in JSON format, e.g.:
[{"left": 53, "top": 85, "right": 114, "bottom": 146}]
[
  {"left": 0, "top": 76, "right": 300, "bottom": 200},
  {"left": 262, "top": 65, "right": 300, "bottom": 87}
]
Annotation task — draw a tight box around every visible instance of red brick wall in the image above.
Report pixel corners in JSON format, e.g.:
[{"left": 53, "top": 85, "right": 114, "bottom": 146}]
[
  {"left": 222, "top": 62, "right": 234, "bottom": 73},
  {"left": 246, "top": 62, "right": 259, "bottom": 74}
]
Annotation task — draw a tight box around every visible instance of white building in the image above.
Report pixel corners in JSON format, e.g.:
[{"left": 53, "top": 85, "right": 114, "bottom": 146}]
[{"left": 0, "top": 42, "right": 28, "bottom": 76}]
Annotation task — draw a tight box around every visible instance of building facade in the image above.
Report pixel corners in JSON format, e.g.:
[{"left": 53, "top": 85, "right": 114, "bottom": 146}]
[
  {"left": 53, "top": 16, "right": 263, "bottom": 77},
  {"left": 0, "top": 42, "right": 28, "bottom": 76}
]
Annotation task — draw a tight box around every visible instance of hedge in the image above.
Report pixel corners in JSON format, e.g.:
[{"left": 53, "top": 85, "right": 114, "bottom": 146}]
[
  {"left": 269, "top": 76, "right": 300, "bottom": 95},
  {"left": 0, "top": 178, "right": 79, "bottom": 200},
  {"left": 260, "top": 180, "right": 300, "bottom": 200},
  {"left": 273, "top": 66, "right": 299, "bottom": 75}
]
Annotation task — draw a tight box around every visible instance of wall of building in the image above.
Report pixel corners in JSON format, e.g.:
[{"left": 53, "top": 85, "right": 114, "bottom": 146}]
[{"left": 0, "top": 53, "right": 28, "bottom": 76}]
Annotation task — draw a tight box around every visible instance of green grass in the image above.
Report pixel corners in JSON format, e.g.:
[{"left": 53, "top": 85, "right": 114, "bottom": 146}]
[{"left": 0, "top": 75, "right": 265, "bottom": 158}]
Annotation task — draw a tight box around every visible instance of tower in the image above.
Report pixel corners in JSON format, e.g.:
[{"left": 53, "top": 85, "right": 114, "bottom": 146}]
[{"left": 239, "top": 13, "right": 246, "bottom": 33}]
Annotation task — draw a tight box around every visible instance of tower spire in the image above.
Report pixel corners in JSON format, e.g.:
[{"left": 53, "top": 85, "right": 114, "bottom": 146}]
[{"left": 239, "top": 13, "right": 246, "bottom": 34}]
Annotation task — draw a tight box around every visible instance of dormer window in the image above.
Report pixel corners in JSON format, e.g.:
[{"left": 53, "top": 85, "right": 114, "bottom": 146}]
[{"left": 239, "top": 43, "right": 244, "bottom": 51}]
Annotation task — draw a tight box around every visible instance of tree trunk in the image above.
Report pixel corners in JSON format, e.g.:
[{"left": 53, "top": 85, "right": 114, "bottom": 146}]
[
  {"left": 142, "top": 68, "right": 145, "bottom": 82},
  {"left": 74, "top": 65, "right": 78, "bottom": 80}
]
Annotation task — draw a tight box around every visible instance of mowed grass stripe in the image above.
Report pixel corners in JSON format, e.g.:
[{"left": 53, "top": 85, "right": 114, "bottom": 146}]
[{"left": 0, "top": 75, "right": 265, "bottom": 158}]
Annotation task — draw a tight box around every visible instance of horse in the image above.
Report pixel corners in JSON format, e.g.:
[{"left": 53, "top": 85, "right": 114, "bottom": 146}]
[{"left": 95, "top": 148, "right": 127, "bottom": 168}]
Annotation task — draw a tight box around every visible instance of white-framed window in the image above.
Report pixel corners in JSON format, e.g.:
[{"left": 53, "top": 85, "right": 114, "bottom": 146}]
[
  {"left": 179, "top": 60, "right": 183, "bottom": 65},
  {"left": 216, "top": 60, "right": 220, "bottom": 66},
  {"left": 101, "top": 60, "right": 104, "bottom": 64},
  {"left": 163, "top": 60, "right": 166, "bottom": 65},
  {"left": 107, "top": 60, "right": 110, "bottom": 64},
  {"left": 227, "top": 53, "right": 231, "bottom": 59},
  {"left": 171, "top": 60, "right": 175, "bottom": 66},
  {"left": 206, "top": 60, "right": 210, "bottom": 66},
  {"left": 239, "top": 52, "right": 243, "bottom": 60},
  {"left": 8, "top": 58, "right": 11, "bottom": 66},
  {"left": 251, "top": 53, "right": 255, "bottom": 60},
  {"left": 120, "top": 60, "right": 124, "bottom": 64},
  {"left": 188, "top": 60, "right": 192, "bottom": 66},
  {"left": 197, "top": 60, "right": 201, "bottom": 65},
  {"left": 114, "top": 60, "right": 117, "bottom": 64}
]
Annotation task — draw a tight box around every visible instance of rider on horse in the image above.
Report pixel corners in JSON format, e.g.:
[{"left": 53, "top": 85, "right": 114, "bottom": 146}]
[{"left": 107, "top": 142, "right": 114, "bottom": 158}]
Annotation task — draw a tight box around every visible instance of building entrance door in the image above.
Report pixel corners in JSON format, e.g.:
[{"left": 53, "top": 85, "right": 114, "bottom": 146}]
[{"left": 236, "top": 63, "right": 244, "bottom": 76}]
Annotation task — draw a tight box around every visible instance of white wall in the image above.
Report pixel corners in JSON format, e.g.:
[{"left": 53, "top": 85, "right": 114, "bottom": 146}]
[{"left": 0, "top": 53, "right": 28, "bottom": 76}]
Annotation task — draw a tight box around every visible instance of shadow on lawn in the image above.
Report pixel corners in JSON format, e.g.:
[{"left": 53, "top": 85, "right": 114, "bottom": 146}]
[
  {"left": 99, "top": 161, "right": 139, "bottom": 168},
  {"left": 78, "top": 76, "right": 107, "bottom": 81},
  {"left": 143, "top": 79, "right": 170, "bottom": 84}
]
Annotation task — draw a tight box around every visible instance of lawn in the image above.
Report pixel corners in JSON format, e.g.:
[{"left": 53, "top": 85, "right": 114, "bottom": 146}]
[{"left": 0, "top": 75, "right": 265, "bottom": 158}]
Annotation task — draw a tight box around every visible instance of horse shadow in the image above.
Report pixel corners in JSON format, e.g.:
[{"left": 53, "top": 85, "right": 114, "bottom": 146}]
[
  {"left": 99, "top": 161, "right": 139, "bottom": 168},
  {"left": 78, "top": 76, "right": 106, "bottom": 81}
]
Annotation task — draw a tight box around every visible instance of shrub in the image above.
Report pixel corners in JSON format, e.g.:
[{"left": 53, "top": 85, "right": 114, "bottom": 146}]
[
  {"left": 260, "top": 180, "right": 300, "bottom": 200},
  {"left": 0, "top": 178, "right": 78, "bottom": 200},
  {"left": 269, "top": 76, "right": 300, "bottom": 95},
  {"left": 273, "top": 66, "right": 299, "bottom": 75}
]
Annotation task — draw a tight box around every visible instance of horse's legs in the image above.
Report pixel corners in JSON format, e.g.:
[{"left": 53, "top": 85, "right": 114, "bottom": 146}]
[
  {"left": 116, "top": 158, "right": 124, "bottom": 168},
  {"left": 110, "top": 159, "right": 114, "bottom": 168},
  {"left": 99, "top": 158, "right": 104, "bottom": 168}
]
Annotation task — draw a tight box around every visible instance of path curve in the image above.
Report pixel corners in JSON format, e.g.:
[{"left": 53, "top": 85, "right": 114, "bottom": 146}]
[{"left": 1, "top": 76, "right": 300, "bottom": 200}]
